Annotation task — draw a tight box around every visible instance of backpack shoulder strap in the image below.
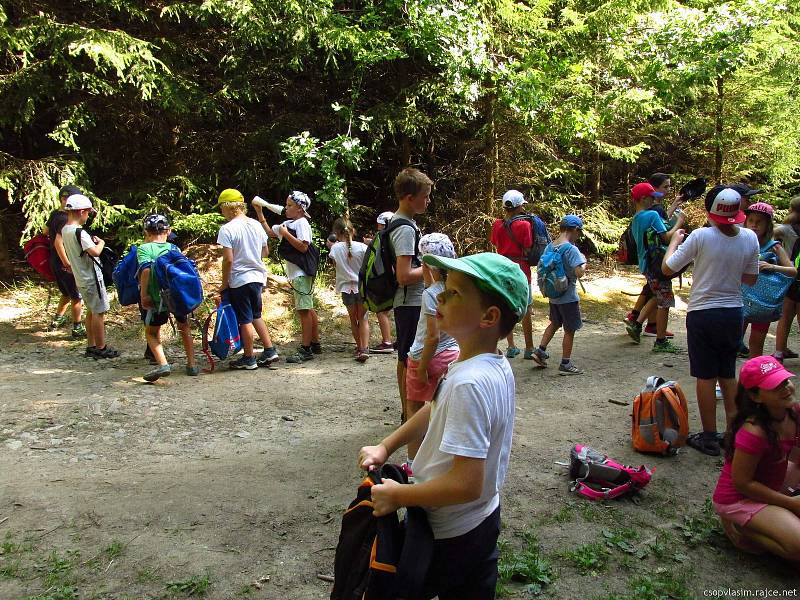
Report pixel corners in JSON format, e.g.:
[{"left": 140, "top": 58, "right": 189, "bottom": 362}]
[{"left": 503, "top": 216, "right": 531, "bottom": 253}]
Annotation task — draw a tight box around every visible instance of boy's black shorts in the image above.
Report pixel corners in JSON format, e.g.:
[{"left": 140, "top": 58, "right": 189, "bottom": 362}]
[
  {"left": 686, "top": 307, "right": 742, "bottom": 380},
  {"left": 228, "top": 282, "right": 263, "bottom": 325},
  {"left": 50, "top": 256, "right": 81, "bottom": 301},
  {"left": 394, "top": 305, "right": 421, "bottom": 364},
  {"left": 140, "top": 308, "right": 188, "bottom": 327}
]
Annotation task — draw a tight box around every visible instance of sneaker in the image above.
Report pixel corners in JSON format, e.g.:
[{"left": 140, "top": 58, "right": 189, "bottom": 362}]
[
  {"left": 773, "top": 353, "right": 785, "bottom": 364},
  {"left": 652, "top": 339, "right": 682, "bottom": 354},
  {"left": 91, "top": 346, "right": 120, "bottom": 359},
  {"left": 531, "top": 348, "right": 548, "bottom": 368},
  {"left": 506, "top": 347, "right": 521, "bottom": 358},
  {"left": 623, "top": 311, "right": 638, "bottom": 324},
  {"left": 523, "top": 348, "right": 536, "bottom": 360},
  {"left": 370, "top": 341, "right": 395, "bottom": 354},
  {"left": 687, "top": 432, "right": 721, "bottom": 456},
  {"left": 625, "top": 321, "right": 642, "bottom": 344},
  {"left": 84, "top": 346, "right": 96, "bottom": 358},
  {"left": 559, "top": 362, "right": 583, "bottom": 375},
  {"left": 785, "top": 348, "right": 799, "bottom": 359},
  {"left": 71, "top": 323, "right": 87, "bottom": 339},
  {"left": 186, "top": 365, "right": 201, "bottom": 376},
  {"left": 286, "top": 348, "right": 314, "bottom": 364},
  {"left": 355, "top": 349, "right": 370, "bottom": 363},
  {"left": 49, "top": 315, "right": 68, "bottom": 330},
  {"left": 229, "top": 355, "right": 258, "bottom": 370},
  {"left": 257, "top": 347, "right": 280, "bottom": 367},
  {"left": 310, "top": 342, "right": 323, "bottom": 355},
  {"left": 144, "top": 364, "right": 171, "bottom": 382},
  {"left": 643, "top": 323, "right": 674, "bottom": 338}
]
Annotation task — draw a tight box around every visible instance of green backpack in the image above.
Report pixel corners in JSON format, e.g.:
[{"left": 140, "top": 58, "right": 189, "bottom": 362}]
[{"left": 358, "top": 217, "right": 420, "bottom": 312}]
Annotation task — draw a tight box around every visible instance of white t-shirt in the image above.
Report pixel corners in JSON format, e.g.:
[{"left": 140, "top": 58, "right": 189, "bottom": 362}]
[
  {"left": 408, "top": 281, "right": 459, "bottom": 360},
  {"left": 273, "top": 217, "right": 313, "bottom": 280},
  {"left": 665, "top": 225, "right": 759, "bottom": 312},
  {"left": 217, "top": 216, "right": 269, "bottom": 289},
  {"left": 413, "top": 353, "right": 515, "bottom": 539},
  {"left": 61, "top": 224, "right": 103, "bottom": 290},
  {"left": 329, "top": 241, "right": 367, "bottom": 294}
]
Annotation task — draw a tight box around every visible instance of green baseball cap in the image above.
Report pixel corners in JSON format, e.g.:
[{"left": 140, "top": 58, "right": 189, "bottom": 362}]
[{"left": 421, "top": 252, "right": 530, "bottom": 319}]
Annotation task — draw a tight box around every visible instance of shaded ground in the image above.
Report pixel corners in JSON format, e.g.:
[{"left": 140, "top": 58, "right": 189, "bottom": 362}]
[{"left": 0, "top": 260, "right": 797, "bottom": 599}]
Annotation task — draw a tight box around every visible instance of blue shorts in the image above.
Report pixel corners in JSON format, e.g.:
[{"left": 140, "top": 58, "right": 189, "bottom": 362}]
[
  {"left": 686, "top": 307, "right": 743, "bottom": 380},
  {"left": 548, "top": 301, "right": 582, "bottom": 333},
  {"left": 228, "top": 282, "right": 263, "bottom": 325}
]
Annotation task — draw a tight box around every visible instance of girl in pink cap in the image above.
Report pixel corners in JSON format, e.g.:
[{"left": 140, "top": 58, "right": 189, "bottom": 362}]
[
  {"left": 740, "top": 202, "right": 797, "bottom": 358},
  {"left": 712, "top": 356, "right": 800, "bottom": 561}
]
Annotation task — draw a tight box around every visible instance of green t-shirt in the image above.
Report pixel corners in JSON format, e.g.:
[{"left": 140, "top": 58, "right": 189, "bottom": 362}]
[{"left": 137, "top": 242, "right": 175, "bottom": 309}]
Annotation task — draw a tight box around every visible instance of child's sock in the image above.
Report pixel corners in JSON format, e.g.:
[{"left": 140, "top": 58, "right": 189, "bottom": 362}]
[
  {"left": 560, "top": 358, "right": 571, "bottom": 365},
  {"left": 539, "top": 345, "right": 547, "bottom": 352}
]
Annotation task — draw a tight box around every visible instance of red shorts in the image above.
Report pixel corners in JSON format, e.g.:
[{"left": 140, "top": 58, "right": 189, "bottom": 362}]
[{"left": 405, "top": 349, "right": 460, "bottom": 403}]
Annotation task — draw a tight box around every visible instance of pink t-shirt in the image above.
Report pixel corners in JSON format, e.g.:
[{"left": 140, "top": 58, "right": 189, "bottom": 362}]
[{"left": 713, "top": 412, "right": 799, "bottom": 505}]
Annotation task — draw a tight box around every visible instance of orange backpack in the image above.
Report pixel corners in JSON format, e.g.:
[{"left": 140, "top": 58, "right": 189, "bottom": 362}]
[{"left": 632, "top": 376, "right": 689, "bottom": 456}]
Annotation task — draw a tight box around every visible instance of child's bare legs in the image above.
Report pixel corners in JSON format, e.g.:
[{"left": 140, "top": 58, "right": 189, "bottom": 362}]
[
  {"left": 71, "top": 298, "right": 82, "bottom": 324},
  {"left": 747, "top": 325, "right": 768, "bottom": 359},
  {"left": 697, "top": 377, "right": 738, "bottom": 433},
  {"left": 298, "top": 309, "right": 317, "bottom": 346},
  {"left": 239, "top": 322, "right": 256, "bottom": 357},
  {"left": 538, "top": 321, "right": 559, "bottom": 350},
  {"left": 655, "top": 306, "right": 669, "bottom": 339},
  {"left": 521, "top": 307, "right": 533, "bottom": 351},
  {"left": 345, "top": 303, "right": 361, "bottom": 348},
  {"left": 176, "top": 320, "right": 196, "bottom": 368},
  {"left": 397, "top": 362, "right": 408, "bottom": 421},
  {"left": 738, "top": 505, "right": 800, "bottom": 563},
  {"left": 89, "top": 311, "right": 106, "bottom": 348},
  {"left": 54, "top": 295, "right": 69, "bottom": 319},
  {"left": 357, "top": 305, "right": 369, "bottom": 349},
  {"left": 562, "top": 329, "right": 575, "bottom": 360},
  {"left": 635, "top": 298, "right": 657, "bottom": 325},
  {"left": 775, "top": 298, "right": 797, "bottom": 355},
  {"left": 505, "top": 330, "right": 517, "bottom": 350},
  {"left": 718, "top": 377, "right": 738, "bottom": 426},
  {"left": 145, "top": 325, "right": 168, "bottom": 366},
  {"left": 252, "top": 317, "right": 274, "bottom": 351},
  {"left": 85, "top": 310, "right": 97, "bottom": 347},
  {"left": 377, "top": 310, "right": 392, "bottom": 344}
]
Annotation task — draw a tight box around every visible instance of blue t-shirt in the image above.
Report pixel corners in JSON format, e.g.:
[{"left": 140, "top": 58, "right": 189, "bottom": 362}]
[
  {"left": 546, "top": 241, "right": 587, "bottom": 305},
  {"left": 631, "top": 210, "right": 667, "bottom": 274}
]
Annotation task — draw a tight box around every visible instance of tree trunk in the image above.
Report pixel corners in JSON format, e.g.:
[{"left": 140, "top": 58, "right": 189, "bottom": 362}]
[
  {"left": 0, "top": 211, "right": 13, "bottom": 281},
  {"left": 714, "top": 76, "right": 724, "bottom": 182},
  {"left": 485, "top": 93, "right": 498, "bottom": 248}
]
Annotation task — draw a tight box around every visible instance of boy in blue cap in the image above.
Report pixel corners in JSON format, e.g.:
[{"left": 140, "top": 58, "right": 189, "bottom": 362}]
[
  {"left": 531, "top": 215, "right": 587, "bottom": 375},
  {"left": 358, "top": 252, "right": 529, "bottom": 598}
]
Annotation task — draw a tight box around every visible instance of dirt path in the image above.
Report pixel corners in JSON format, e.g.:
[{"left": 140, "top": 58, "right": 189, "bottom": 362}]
[{"left": 0, "top": 269, "right": 796, "bottom": 599}]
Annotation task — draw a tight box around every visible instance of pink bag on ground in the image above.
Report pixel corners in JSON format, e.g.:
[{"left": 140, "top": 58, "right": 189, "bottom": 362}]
[{"left": 568, "top": 444, "right": 653, "bottom": 501}]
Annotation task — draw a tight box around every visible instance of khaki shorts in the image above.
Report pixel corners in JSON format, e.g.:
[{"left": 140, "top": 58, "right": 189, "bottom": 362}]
[
  {"left": 77, "top": 280, "right": 110, "bottom": 314},
  {"left": 292, "top": 275, "right": 315, "bottom": 311}
]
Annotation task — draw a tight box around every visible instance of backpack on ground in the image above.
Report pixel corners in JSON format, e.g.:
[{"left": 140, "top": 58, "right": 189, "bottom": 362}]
[
  {"left": 568, "top": 444, "right": 653, "bottom": 501},
  {"left": 331, "top": 464, "right": 410, "bottom": 600},
  {"left": 201, "top": 297, "right": 240, "bottom": 372},
  {"left": 76, "top": 227, "right": 118, "bottom": 295},
  {"left": 359, "top": 217, "right": 420, "bottom": 313},
  {"left": 23, "top": 234, "right": 55, "bottom": 281},
  {"left": 152, "top": 247, "right": 204, "bottom": 315},
  {"left": 504, "top": 213, "right": 551, "bottom": 267},
  {"left": 112, "top": 245, "right": 140, "bottom": 306},
  {"left": 278, "top": 226, "right": 321, "bottom": 277},
  {"left": 537, "top": 243, "right": 569, "bottom": 299},
  {"left": 632, "top": 376, "right": 689, "bottom": 456},
  {"left": 616, "top": 225, "right": 638, "bottom": 266}
]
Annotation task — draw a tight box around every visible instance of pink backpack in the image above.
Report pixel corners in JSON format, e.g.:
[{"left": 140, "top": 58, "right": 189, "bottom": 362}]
[{"left": 568, "top": 444, "right": 653, "bottom": 501}]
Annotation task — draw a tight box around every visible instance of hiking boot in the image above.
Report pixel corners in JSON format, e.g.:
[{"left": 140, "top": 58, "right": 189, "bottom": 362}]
[
  {"left": 652, "top": 339, "right": 682, "bottom": 354},
  {"left": 355, "top": 348, "right": 370, "bottom": 363},
  {"left": 310, "top": 342, "right": 323, "bottom": 355},
  {"left": 144, "top": 364, "right": 171, "bottom": 382},
  {"left": 91, "top": 346, "right": 120, "bottom": 359},
  {"left": 737, "top": 342, "right": 749, "bottom": 358},
  {"left": 625, "top": 320, "right": 642, "bottom": 344},
  {"left": 643, "top": 323, "right": 674, "bottom": 338},
  {"left": 229, "top": 355, "right": 258, "bottom": 370},
  {"left": 71, "top": 323, "right": 87, "bottom": 339},
  {"left": 559, "top": 362, "right": 583, "bottom": 376},
  {"left": 531, "top": 348, "right": 548, "bottom": 368},
  {"left": 785, "top": 348, "right": 799, "bottom": 359},
  {"left": 506, "top": 347, "right": 521, "bottom": 358},
  {"left": 49, "top": 315, "right": 68, "bottom": 330},
  {"left": 286, "top": 347, "right": 314, "bottom": 364},
  {"left": 370, "top": 342, "right": 395, "bottom": 354},
  {"left": 185, "top": 365, "right": 201, "bottom": 376},
  {"left": 144, "top": 345, "right": 157, "bottom": 365},
  {"left": 687, "top": 432, "right": 721, "bottom": 456},
  {"left": 257, "top": 347, "right": 280, "bottom": 367}
]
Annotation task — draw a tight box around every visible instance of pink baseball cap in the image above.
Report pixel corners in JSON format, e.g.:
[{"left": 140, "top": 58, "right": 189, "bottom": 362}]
[
  {"left": 744, "top": 201, "right": 774, "bottom": 218},
  {"left": 631, "top": 182, "right": 656, "bottom": 202},
  {"left": 739, "top": 356, "right": 795, "bottom": 390}
]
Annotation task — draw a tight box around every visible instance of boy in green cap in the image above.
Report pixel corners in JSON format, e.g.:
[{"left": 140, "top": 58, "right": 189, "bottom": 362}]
[{"left": 358, "top": 252, "right": 529, "bottom": 598}]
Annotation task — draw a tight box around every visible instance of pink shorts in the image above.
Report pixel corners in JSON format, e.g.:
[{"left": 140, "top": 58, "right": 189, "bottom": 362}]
[
  {"left": 713, "top": 499, "right": 769, "bottom": 553},
  {"left": 406, "top": 349, "right": 460, "bottom": 403}
]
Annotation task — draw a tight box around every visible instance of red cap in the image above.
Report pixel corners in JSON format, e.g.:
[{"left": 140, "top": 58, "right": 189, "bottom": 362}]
[
  {"left": 631, "top": 182, "right": 656, "bottom": 202},
  {"left": 739, "top": 356, "right": 795, "bottom": 390}
]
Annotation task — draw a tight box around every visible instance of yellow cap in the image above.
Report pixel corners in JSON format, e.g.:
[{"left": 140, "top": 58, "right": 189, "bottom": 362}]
[{"left": 217, "top": 188, "right": 244, "bottom": 206}]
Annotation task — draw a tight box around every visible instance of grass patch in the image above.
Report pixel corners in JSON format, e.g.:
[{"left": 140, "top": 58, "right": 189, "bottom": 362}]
[
  {"left": 497, "top": 530, "right": 554, "bottom": 597},
  {"left": 537, "top": 502, "right": 577, "bottom": 526},
  {"left": 561, "top": 542, "right": 609, "bottom": 575},
  {"left": 601, "top": 570, "right": 695, "bottom": 600},
  {"left": 678, "top": 499, "right": 723, "bottom": 547},
  {"left": 165, "top": 573, "right": 213, "bottom": 597}
]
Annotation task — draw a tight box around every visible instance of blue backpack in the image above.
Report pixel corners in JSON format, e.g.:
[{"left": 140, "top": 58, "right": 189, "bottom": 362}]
[
  {"left": 537, "top": 243, "right": 570, "bottom": 299},
  {"left": 152, "top": 247, "right": 204, "bottom": 316},
  {"left": 202, "top": 298, "right": 241, "bottom": 371},
  {"left": 112, "top": 245, "right": 140, "bottom": 306}
]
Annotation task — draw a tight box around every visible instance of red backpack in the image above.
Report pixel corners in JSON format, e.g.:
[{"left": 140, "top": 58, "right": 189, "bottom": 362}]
[{"left": 23, "top": 234, "right": 55, "bottom": 281}]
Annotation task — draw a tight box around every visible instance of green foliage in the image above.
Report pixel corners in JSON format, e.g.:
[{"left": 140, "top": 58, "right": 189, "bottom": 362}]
[
  {"left": 678, "top": 498, "right": 724, "bottom": 546},
  {"left": 165, "top": 572, "right": 213, "bottom": 596},
  {"left": 562, "top": 542, "right": 610, "bottom": 574},
  {"left": 497, "top": 530, "right": 554, "bottom": 597}
]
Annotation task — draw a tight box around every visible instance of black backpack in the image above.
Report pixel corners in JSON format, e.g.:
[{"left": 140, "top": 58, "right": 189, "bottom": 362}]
[
  {"left": 278, "top": 225, "right": 320, "bottom": 277},
  {"left": 617, "top": 225, "right": 638, "bottom": 266},
  {"left": 358, "top": 218, "right": 420, "bottom": 312},
  {"left": 76, "top": 227, "right": 117, "bottom": 295}
]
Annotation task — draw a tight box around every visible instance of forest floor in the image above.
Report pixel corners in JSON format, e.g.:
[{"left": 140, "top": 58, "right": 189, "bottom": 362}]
[{"left": 0, "top": 248, "right": 797, "bottom": 599}]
